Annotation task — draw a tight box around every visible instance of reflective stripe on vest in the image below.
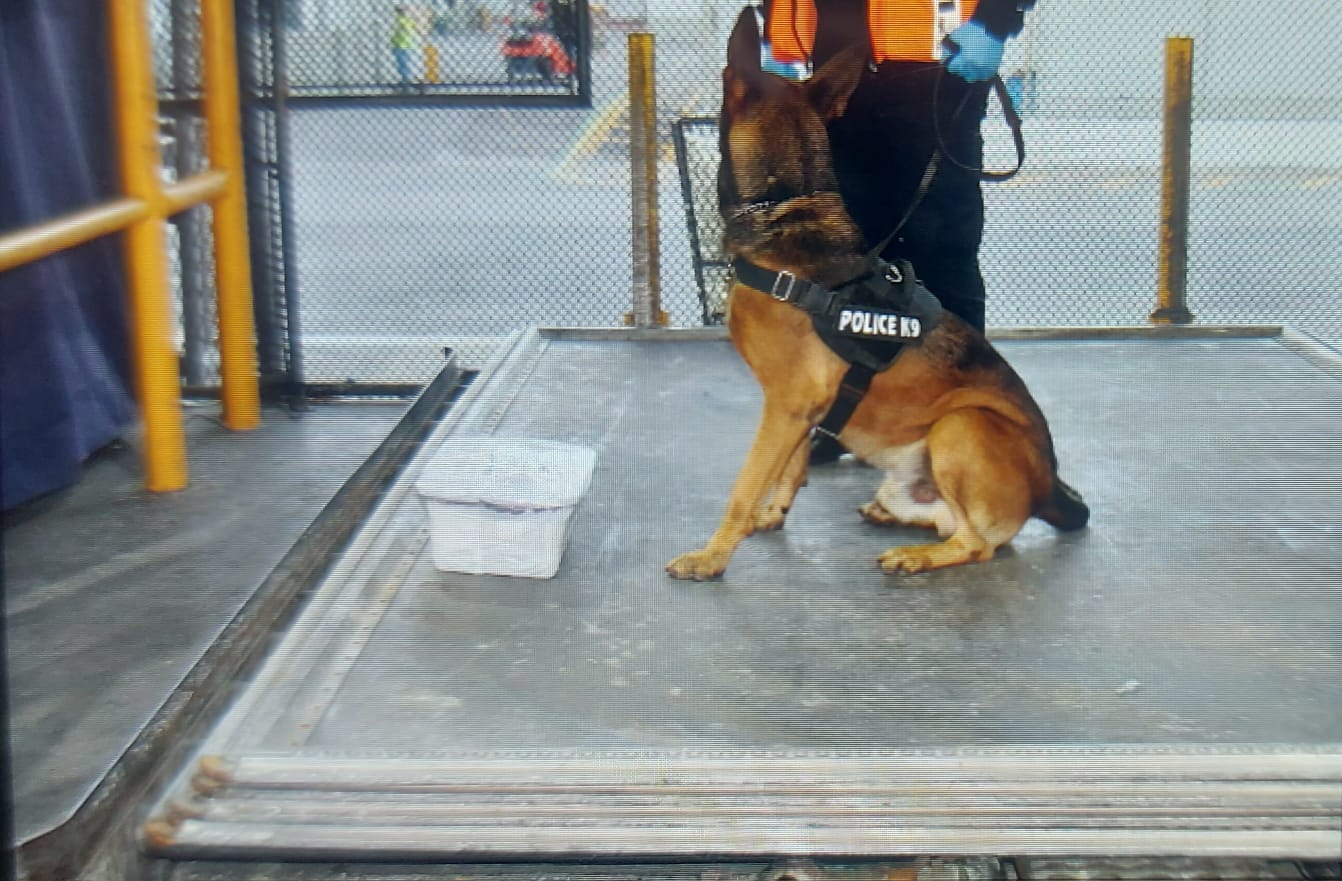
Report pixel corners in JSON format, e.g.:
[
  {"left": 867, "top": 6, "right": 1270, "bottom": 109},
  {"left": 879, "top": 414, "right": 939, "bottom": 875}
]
[{"left": 766, "top": 0, "right": 980, "bottom": 64}]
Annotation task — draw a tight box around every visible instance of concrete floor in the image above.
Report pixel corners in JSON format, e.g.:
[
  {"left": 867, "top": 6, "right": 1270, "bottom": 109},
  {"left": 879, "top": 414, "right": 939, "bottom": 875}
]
[{"left": 3, "top": 400, "right": 407, "bottom": 846}]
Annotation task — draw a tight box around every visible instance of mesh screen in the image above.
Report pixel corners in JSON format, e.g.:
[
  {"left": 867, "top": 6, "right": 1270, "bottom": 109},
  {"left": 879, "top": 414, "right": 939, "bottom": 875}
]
[
  {"left": 274, "top": 0, "right": 590, "bottom": 99},
  {"left": 154, "top": 0, "right": 301, "bottom": 391},
  {"left": 153, "top": 1, "right": 1341, "bottom": 383}
]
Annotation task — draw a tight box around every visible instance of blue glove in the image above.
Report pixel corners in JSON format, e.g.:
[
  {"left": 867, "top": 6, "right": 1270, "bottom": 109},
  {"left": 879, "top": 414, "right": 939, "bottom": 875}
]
[{"left": 944, "top": 21, "right": 1004, "bottom": 83}]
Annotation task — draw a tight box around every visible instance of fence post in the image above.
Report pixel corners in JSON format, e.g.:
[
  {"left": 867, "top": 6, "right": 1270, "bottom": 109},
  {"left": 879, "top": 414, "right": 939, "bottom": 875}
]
[
  {"left": 627, "top": 33, "right": 667, "bottom": 327},
  {"left": 1151, "top": 35, "right": 1195, "bottom": 325}
]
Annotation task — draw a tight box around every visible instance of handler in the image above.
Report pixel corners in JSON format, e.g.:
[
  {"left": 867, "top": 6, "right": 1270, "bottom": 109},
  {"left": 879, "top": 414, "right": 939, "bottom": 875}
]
[{"left": 764, "top": 0, "right": 1035, "bottom": 461}]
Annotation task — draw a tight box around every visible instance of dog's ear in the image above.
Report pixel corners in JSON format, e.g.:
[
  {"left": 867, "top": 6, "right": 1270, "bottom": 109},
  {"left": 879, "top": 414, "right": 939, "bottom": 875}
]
[
  {"left": 805, "top": 43, "right": 867, "bottom": 121},
  {"left": 726, "top": 6, "right": 763, "bottom": 76},
  {"left": 722, "top": 6, "right": 767, "bottom": 119}
]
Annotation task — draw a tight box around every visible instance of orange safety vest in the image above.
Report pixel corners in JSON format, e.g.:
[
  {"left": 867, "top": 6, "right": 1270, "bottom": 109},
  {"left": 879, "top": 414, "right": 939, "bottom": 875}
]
[{"left": 767, "top": 0, "right": 980, "bottom": 64}]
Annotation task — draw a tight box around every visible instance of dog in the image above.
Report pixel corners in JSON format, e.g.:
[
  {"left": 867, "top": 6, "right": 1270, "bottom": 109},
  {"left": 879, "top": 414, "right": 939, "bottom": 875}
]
[{"left": 665, "top": 8, "right": 1088, "bottom": 581}]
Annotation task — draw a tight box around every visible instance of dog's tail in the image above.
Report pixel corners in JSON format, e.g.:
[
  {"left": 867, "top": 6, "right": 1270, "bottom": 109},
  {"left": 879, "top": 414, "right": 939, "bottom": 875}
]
[{"left": 1039, "top": 477, "right": 1090, "bottom": 531}]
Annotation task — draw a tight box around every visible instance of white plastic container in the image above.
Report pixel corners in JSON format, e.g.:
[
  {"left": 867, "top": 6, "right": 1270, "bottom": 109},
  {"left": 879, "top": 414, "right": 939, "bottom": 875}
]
[{"left": 414, "top": 436, "right": 597, "bottom": 579}]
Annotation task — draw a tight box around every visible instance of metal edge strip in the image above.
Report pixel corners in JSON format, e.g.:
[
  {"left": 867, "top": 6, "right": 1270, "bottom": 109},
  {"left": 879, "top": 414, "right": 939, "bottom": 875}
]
[
  {"left": 154, "top": 820, "right": 1342, "bottom": 862},
  {"left": 215, "top": 747, "right": 1342, "bottom": 783},
  {"left": 186, "top": 331, "right": 547, "bottom": 756},
  {"left": 1277, "top": 327, "right": 1342, "bottom": 381},
  {"left": 986, "top": 324, "right": 1284, "bottom": 340}
]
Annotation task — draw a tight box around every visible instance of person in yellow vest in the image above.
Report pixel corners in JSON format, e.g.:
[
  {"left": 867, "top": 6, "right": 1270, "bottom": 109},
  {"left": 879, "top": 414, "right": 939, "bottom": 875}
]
[
  {"left": 766, "top": 0, "right": 1033, "bottom": 463},
  {"left": 390, "top": 5, "right": 421, "bottom": 88}
]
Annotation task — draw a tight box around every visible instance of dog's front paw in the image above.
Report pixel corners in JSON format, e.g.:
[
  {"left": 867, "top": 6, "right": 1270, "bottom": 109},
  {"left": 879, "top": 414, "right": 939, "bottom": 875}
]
[{"left": 666, "top": 549, "right": 728, "bottom": 581}]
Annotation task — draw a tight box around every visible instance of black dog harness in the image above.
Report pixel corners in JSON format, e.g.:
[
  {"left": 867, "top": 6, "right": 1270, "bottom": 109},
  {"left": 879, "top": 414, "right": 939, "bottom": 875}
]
[
  {"left": 731, "top": 254, "right": 943, "bottom": 440},
  {"left": 718, "top": 58, "right": 1023, "bottom": 450}
]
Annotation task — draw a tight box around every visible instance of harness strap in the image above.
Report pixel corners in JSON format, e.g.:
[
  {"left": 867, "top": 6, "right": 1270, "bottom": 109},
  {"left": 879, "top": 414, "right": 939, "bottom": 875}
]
[
  {"left": 814, "top": 362, "right": 876, "bottom": 441},
  {"left": 730, "top": 257, "right": 841, "bottom": 315},
  {"left": 730, "top": 256, "right": 876, "bottom": 453},
  {"left": 730, "top": 255, "right": 935, "bottom": 456}
]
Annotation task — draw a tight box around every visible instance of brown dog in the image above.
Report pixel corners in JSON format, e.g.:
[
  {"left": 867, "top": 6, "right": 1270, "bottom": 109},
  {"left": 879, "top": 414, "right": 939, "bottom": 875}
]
[{"left": 666, "top": 9, "right": 1088, "bottom": 581}]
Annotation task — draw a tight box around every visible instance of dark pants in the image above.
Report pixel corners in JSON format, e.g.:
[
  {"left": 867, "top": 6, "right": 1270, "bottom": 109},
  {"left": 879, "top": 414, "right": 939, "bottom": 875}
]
[{"left": 827, "top": 63, "right": 990, "bottom": 331}]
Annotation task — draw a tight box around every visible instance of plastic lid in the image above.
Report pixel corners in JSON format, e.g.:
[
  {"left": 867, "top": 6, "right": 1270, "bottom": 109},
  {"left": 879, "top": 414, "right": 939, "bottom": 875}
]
[{"left": 414, "top": 436, "right": 597, "bottom": 511}]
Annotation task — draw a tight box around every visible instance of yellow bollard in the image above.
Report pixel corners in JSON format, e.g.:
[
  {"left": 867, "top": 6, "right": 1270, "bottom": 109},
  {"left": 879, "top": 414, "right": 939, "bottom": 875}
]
[
  {"left": 107, "top": 0, "right": 189, "bottom": 492},
  {"left": 626, "top": 33, "right": 667, "bottom": 327},
  {"left": 1151, "top": 36, "right": 1195, "bottom": 325},
  {"left": 201, "top": 0, "right": 262, "bottom": 429},
  {"left": 425, "top": 44, "right": 441, "bottom": 84}
]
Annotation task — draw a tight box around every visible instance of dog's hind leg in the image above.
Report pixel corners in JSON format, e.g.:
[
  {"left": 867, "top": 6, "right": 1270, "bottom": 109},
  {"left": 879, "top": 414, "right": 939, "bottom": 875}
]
[
  {"left": 859, "top": 441, "right": 955, "bottom": 536},
  {"left": 877, "top": 409, "right": 1041, "bottom": 575},
  {"left": 667, "top": 403, "right": 813, "bottom": 580},
  {"left": 861, "top": 473, "right": 956, "bottom": 536}
]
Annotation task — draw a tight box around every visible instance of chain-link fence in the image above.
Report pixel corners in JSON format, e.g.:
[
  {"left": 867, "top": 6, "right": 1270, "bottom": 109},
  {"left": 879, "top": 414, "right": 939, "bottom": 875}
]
[
  {"left": 154, "top": 0, "right": 303, "bottom": 394},
  {"left": 152, "top": 0, "right": 1342, "bottom": 386},
  {"left": 283, "top": 0, "right": 591, "bottom": 100},
  {"left": 980, "top": 3, "right": 1342, "bottom": 338}
]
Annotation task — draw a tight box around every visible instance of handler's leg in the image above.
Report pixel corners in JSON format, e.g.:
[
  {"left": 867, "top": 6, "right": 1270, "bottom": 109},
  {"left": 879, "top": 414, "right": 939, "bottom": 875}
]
[
  {"left": 898, "top": 161, "right": 987, "bottom": 332},
  {"left": 894, "top": 77, "right": 990, "bottom": 331}
]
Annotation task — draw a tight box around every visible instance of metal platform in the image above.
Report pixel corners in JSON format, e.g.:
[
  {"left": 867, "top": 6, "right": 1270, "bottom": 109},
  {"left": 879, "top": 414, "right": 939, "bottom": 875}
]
[{"left": 144, "top": 327, "right": 1342, "bottom": 863}]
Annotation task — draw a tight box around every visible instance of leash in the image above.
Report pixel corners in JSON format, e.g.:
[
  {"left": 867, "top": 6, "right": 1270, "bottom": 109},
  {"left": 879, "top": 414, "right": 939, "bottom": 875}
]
[
  {"left": 933, "top": 72, "right": 1026, "bottom": 182},
  {"left": 812, "top": 74, "right": 1024, "bottom": 462},
  {"left": 865, "top": 71, "right": 1024, "bottom": 261},
  {"left": 864, "top": 150, "right": 941, "bottom": 259},
  {"left": 827, "top": 89, "right": 947, "bottom": 463}
]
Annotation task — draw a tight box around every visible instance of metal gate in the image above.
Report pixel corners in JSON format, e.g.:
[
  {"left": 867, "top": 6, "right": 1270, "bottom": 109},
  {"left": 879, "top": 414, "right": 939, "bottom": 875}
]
[{"left": 161, "top": 0, "right": 601, "bottom": 396}]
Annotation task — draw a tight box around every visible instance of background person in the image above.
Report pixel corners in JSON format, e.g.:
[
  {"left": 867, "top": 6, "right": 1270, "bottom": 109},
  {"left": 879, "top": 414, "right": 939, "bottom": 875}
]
[{"left": 390, "top": 4, "right": 421, "bottom": 88}]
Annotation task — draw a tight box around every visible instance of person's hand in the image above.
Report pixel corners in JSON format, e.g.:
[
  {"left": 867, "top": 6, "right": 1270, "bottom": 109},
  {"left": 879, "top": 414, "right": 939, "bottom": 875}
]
[{"left": 943, "top": 21, "right": 1004, "bottom": 82}]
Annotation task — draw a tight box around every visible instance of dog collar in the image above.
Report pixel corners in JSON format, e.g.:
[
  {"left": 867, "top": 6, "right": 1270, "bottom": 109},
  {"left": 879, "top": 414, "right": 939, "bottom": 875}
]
[{"left": 728, "top": 200, "right": 781, "bottom": 219}]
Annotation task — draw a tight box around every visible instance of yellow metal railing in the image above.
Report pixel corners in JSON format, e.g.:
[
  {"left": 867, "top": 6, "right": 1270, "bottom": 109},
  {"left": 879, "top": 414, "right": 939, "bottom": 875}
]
[{"left": 0, "top": 0, "right": 260, "bottom": 493}]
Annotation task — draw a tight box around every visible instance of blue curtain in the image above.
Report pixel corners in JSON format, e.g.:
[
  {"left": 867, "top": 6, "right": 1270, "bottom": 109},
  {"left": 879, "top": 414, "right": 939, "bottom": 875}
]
[{"left": 1, "top": 0, "right": 138, "bottom": 510}]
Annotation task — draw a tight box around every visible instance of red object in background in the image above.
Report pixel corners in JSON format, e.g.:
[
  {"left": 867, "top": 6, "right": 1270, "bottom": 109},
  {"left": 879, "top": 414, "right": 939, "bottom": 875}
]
[{"left": 502, "top": 26, "right": 574, "bottom": 81}]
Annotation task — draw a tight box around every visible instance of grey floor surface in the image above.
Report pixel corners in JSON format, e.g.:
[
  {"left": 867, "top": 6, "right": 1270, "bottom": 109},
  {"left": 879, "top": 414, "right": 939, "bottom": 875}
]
[
  {"left": 209, "top": 333, "right": 1342, "bottom": 758},
  {"left": 8, "top": 331, "right": 1342, "bottom": 872},
  {"left": 3, "top": 400, "right": 407, "bottom": 844}
]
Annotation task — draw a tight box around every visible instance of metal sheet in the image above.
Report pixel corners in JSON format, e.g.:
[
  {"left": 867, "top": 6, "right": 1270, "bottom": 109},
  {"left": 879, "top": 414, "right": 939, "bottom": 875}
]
[{"left": 146, "top": 329, "right": 1342, "bottom": 860}]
